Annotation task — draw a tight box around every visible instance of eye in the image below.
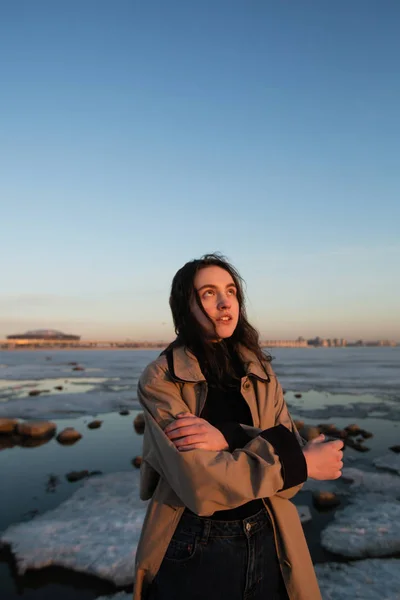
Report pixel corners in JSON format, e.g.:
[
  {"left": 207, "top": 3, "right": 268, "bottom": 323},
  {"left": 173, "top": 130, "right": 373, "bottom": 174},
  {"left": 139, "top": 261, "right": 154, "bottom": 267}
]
[
  {"left": 227, "top": 288, "right": 237, "bottom": 296},
  {"left": 202, "top": 289, "right": 215, "bottom": 298}
]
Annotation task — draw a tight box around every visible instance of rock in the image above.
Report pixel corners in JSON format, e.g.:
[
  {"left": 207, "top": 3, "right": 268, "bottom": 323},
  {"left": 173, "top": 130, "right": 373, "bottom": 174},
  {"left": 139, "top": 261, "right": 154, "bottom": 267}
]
[
  {"left": 54, "top": 386, "right": 63, "bottom": 391},
  {"left": 319, "top": 424, "right": 347, "bottom": 438},
  {"left": 133, "top": 413, "right": 145, "bottom": 434},
  {"left": 297, "top": 505, "right": 312, "bottom": 524},
  {"left": 119, "top": 409, "right": 130, "bottom": 416},
  {"left": 56, "top": 428, "right": 82, "bottom": 445},
  {"left": 345, "top": 424, "right": 362, "bottom": 436},
  {"left": 0, "top": 471, "right": 146, "bottom": 585},
  {"left": 0, "top": 418, "right": 19, "bottom": 434},
  {"left": 87, "top": 420, "right": 103, "bottom": 430},
  {"left": 19, "top": 437, "right": 53, "bottom": 448},
  {"left": 312, "top": 491, "right": 341, "bottom": 509},
  {"left": 72, "top": 366, "right": 85, "bottom": 371},
  {"left": 0, "top": 437, "right": 17, "bottom": 450},
  {"left": 318, "top": 423, "right": 337, "bottom": 433},
  {"left": 131, "top": 456, "right": 142, "bottom": 469},
  {"left": 66, "top": 470, "right": 90, "bottom": 482},
  {"left": 68, "top": 362, "right": 78, "bottom": 366},
  {"left": 294, "top": 393, "right": 302, "bottom": 399},
  {"left": 28, "top": 390, "right": 41, "bottom": 397},
  {"left": 345, "top": 438, "right": 370, "bottom": 452},
  {"left": 321, "top": 496, "right": 400, "bottom": 558},
  {"left": 298, "top": 425, "right": 320, "bottom": 441},
  {"left": 16, "top": 421, "right": 57, "bottom": 439},
  {"left": 316, "top": 558, "right": 400, "bottom": 600},
  {"left": 360, "top": 429, "right": 373, "bottom": 439},
  {"left": 334, "top": 429, "right": 348, "bottom": 439},
  {"left": 282, "top": 389, "right": 286, "bottom": 395},
  {"left": 373, "top": 453, "right": 400, "bottom": 476},
  {"left": 389, "top": 445, "right": 400, "bottom": 453}
]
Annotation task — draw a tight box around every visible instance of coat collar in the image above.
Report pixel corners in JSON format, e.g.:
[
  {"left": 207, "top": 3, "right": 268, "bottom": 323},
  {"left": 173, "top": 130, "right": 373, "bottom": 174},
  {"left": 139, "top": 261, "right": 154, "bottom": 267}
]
[{"left": 169, "top": 343, "right": 270, "bottom": 383}]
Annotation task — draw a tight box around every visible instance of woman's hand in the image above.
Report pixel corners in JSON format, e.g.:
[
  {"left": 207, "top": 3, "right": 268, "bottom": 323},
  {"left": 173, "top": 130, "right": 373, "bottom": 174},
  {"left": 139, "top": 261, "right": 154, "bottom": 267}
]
[
  {"left": 164, "top": 412, "right": 229, "bottom": 452},
  {"left": 303, "top": 434, "right": 344, "bottom": 480}
]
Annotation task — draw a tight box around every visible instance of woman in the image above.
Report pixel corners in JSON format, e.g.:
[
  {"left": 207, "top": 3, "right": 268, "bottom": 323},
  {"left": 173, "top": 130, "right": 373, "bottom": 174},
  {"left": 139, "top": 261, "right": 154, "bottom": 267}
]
[{"left": 133, "top": 254, "right": 343, "bottom": 600}]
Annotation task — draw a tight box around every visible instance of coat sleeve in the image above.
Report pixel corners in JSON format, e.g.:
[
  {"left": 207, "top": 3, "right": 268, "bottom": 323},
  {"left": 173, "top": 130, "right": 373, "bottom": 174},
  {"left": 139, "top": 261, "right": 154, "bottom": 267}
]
[
  {"left": 236, "top": 380, "right": 307, "bottom": 500},
  {"left": 138, "top": 362, "right": 306, "bottom": 516}
]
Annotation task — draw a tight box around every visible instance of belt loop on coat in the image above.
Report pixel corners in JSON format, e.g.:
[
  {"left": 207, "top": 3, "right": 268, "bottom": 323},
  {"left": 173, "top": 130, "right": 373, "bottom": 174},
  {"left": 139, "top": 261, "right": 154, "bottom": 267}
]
[{"left": 199, "top": 518, "right": 211, "bottom": 545}]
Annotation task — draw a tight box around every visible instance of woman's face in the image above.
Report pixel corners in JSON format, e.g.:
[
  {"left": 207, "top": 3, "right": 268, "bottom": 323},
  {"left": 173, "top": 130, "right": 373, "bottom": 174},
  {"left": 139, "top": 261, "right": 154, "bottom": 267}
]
[{"left": 191, "top": 266, "right": 240, "bottom": 340}]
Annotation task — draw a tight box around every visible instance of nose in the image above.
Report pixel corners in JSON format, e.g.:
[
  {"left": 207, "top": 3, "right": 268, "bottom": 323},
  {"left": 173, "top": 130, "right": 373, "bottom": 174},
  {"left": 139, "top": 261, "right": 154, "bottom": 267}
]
[{"left": 217, "top": 293, "right": 231, "bottom": 310}]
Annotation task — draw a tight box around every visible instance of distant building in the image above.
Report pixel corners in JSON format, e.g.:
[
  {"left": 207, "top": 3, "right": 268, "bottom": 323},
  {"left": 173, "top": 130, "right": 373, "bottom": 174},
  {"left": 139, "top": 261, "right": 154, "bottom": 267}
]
[
  {"left": 262, "top": 338, "right": 309, "bottom": 348},
  {"left": 7, "top": 329, "right": 80, "bottom": 341}
]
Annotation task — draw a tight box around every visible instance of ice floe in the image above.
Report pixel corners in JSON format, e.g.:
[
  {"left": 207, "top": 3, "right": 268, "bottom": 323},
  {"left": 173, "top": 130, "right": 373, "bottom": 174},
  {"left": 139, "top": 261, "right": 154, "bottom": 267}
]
[
  {"left": 315, "top": 558, "right": 400, "bottom": 600},
  {"left": 0, "top": 389, "right": 140, "bottom": 420},
  {"left": 0, "top": 472, "right": 146, "bottom": 585},
  {"left": 374, "top": 453, "right": 400, "bottom": 475},
  {"left": 321, "top": 495, "right": 400, "bottom": 557},
  {"left": 342, "top": 467, "right": 400, "bottom": 497}
]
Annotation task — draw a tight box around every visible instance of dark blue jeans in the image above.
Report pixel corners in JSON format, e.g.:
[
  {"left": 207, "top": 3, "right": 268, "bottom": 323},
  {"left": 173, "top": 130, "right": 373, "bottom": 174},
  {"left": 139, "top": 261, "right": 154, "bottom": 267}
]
[{"left": 149, "top": 506, "right": 290, "bottom": 600}]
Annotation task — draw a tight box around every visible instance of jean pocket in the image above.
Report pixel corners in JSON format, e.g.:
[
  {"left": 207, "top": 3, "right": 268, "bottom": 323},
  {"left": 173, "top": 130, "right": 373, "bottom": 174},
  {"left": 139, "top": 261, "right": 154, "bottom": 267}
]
[{"left": 164, "top": 532, "right": 198, "bottom": 563}]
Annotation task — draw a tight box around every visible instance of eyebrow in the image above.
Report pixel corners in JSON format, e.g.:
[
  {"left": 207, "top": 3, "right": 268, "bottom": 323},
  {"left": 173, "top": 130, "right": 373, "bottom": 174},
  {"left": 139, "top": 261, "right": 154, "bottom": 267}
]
[{"left": 196, "top": 283, "right": 237, "bottom": 292}]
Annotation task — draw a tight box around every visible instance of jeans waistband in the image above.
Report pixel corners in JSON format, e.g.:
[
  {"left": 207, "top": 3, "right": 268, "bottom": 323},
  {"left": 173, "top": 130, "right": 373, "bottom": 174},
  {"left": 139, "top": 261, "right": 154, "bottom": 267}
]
[{"left": 177, "top": 505, "right": 272, "bottom": 543}]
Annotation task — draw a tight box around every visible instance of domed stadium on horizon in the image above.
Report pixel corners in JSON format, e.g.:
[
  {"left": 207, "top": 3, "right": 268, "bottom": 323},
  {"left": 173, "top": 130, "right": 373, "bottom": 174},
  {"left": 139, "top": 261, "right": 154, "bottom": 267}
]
[{"left": 6, "top": 329, "right": 80, "bottom": 341}]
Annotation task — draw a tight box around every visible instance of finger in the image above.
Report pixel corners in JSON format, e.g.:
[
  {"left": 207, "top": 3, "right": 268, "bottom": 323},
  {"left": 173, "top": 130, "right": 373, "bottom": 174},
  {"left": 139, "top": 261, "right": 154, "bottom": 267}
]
[
  {"left": 166, "top": 425, "right": 205, "bottom": 440},
  {"left": 178, "top": 443, "right": 207, "bottom": 452},
  {"left": 176, "top": 412, "right": 195, "bottom": 418},
  {"left": 332, "top": 439, "right": 344, "bottom": 450},
  {"left": 309, "top": 434, "right": 325, "bottom": 444},
  {"left": 174, "top": 435, "right": 205, "bottom": 448},
  {"left": 165, "top": 417, "right": 201, "bottom": 433}
]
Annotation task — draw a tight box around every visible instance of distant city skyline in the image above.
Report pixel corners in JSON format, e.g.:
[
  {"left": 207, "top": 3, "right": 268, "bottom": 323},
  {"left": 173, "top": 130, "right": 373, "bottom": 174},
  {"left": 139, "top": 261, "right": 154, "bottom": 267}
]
[
  {"left": 1, "top": 317, "right": 398, "bottom": 344},
  {"left": 1, "top": 2, "right": 399, "bottom": 342}
]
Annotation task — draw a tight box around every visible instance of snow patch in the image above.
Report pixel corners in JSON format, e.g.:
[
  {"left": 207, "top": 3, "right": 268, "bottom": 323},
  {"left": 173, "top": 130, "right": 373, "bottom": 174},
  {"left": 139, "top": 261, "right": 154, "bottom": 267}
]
[
  {"left": 342, "top": 467, "right": 400, "bottom": 497},
  {"left": 0, "top": 390, "right": 140, "bottom": 420},
  {"left": 316, "top": 558, "right": 400, "bottom": 600},
  {"left": 0, "top": 472, "right": 146, "bottom": 585},
  {"left": 374, "top": 453, "right": 400, "bottom": 476},
  {"left": 321, "top": 495, "right": 400, "bottom": 558}
]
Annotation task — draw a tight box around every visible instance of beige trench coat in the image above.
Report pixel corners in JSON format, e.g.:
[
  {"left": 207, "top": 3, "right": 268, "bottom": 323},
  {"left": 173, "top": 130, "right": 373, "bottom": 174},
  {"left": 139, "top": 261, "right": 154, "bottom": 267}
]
[{"left": 133, "top": 344, "right": 322, "bottom": 600}]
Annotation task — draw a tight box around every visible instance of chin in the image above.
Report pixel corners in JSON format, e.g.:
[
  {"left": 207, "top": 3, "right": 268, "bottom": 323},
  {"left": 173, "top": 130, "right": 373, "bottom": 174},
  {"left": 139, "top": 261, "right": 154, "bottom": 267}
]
[{"left": 216, "top": 326, "right": 237, "bottom": 339}]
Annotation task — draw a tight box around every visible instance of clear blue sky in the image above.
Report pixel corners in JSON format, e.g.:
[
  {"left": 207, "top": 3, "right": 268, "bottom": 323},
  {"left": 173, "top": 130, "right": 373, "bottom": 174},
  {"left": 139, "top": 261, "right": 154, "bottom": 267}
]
[{"left": 1, "top": 0, "right": 399, "bottom": 341}]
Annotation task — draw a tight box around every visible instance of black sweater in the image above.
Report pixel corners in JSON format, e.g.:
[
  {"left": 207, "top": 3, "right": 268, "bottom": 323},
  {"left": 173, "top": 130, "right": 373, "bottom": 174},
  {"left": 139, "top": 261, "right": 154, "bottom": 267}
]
[{"left": 184, "top": 348, "right": 307, "bottom": 520}]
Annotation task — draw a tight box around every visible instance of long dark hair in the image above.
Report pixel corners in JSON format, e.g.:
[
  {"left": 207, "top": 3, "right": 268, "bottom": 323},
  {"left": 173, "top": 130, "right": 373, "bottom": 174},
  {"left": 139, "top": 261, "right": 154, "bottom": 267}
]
[{"left": 166, "top": 253, "right": 269, "bottom": 386}]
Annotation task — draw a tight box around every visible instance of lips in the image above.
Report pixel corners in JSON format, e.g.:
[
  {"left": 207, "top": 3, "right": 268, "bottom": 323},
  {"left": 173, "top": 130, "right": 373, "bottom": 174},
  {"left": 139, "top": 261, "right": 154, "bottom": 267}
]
[{"left": 216, "top": 314, "right": 232, "bottom": 322}]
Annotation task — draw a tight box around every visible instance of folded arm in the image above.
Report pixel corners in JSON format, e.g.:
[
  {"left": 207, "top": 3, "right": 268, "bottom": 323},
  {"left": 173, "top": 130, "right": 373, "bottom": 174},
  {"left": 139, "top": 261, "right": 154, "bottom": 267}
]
[{"left": 138, "top": 363, "right": 307, "bottom": 514}]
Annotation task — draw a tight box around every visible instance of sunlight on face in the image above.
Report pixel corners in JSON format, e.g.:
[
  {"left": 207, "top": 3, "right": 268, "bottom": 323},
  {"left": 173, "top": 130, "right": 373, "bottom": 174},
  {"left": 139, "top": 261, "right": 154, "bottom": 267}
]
[{"left": 191, "top": 266, "right": 240, "bottom": 340}]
